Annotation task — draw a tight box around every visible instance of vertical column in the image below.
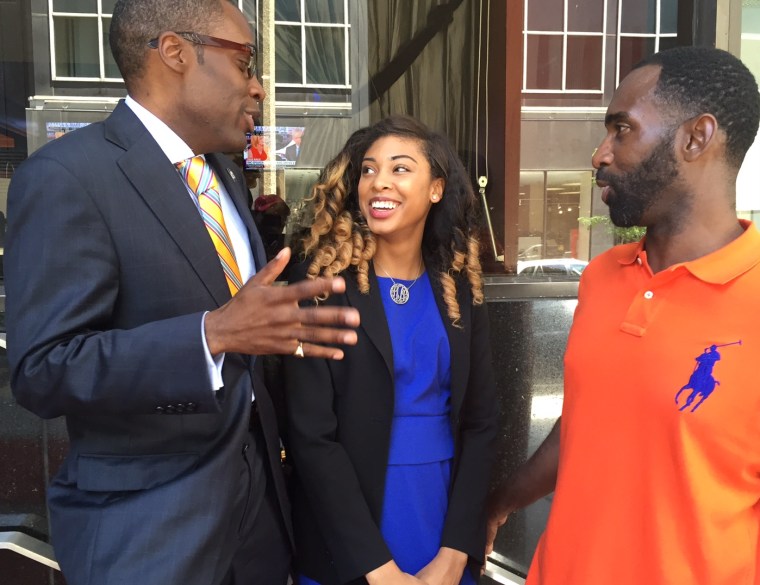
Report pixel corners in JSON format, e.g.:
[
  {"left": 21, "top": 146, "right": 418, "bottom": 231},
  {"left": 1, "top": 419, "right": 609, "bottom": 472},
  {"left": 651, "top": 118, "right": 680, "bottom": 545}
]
[
  {"left": 261, "top": 0, "right": 277, "bottom": 197},
  {"left": 485, "top": 0, "right": 523, "bottom": 272}
]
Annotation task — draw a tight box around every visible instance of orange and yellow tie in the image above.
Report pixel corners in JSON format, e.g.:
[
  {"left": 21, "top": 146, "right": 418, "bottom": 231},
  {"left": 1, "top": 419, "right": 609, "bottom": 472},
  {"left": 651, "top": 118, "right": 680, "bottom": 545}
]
[{"left": 176, "top": 156, "right": 243, "bottom": 296}]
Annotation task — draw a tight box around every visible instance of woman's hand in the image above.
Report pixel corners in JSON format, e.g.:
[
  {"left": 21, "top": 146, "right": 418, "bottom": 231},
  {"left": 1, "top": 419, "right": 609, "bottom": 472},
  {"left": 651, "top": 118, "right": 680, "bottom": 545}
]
[
  {"left": 415, "top": 547, "right": 468, "bottom": 585},
  {"left": 366, "top": 560, "right": 429, "bottom": 584}
]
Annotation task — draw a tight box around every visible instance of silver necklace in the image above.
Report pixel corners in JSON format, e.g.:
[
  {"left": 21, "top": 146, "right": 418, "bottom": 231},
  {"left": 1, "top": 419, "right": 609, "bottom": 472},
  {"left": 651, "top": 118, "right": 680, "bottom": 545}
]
[{"left": 375, "top": 259, "right": 424, "bottom": 305}]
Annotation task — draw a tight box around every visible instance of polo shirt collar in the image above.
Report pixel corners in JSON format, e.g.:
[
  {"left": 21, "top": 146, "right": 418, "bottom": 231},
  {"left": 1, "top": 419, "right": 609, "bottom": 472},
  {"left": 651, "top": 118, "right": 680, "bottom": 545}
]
[{"left": 615, "top": 219, "right": 760, "bottom": 284}]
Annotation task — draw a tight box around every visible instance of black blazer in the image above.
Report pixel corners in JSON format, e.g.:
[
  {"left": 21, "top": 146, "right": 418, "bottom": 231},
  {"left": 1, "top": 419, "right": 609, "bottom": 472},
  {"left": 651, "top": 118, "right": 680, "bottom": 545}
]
[
  {"left": 5, "top": 101, "right": 292, "bottom": 585},
  {"left": 284, "top": 262, "right": 498, "bottom": 584}
]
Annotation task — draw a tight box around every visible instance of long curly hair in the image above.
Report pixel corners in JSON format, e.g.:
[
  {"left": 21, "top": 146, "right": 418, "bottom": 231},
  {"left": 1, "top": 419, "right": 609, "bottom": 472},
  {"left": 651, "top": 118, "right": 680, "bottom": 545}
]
[{"left": 302, "top": 115, "right": 483, "bottom": 326}]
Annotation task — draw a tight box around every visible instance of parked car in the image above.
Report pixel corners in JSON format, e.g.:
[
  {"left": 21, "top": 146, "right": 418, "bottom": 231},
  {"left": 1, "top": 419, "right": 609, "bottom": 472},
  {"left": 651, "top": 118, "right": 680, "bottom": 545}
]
[
  {"left": 518, "top": 243, "right": 544, "bottom": 260},
  {"left": 516, "top": 258, "right": 588, "bottom": 279}
]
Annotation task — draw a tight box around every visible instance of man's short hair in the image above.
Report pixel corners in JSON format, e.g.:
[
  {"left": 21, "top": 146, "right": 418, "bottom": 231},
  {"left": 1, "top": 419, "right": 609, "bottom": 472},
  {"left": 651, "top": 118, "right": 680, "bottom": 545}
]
[
  {"left": 110, "top": 0, "right": 227, "bottom": 87},
  {"left": 636, "top": 46, "right": 760, "bottom": 169}
]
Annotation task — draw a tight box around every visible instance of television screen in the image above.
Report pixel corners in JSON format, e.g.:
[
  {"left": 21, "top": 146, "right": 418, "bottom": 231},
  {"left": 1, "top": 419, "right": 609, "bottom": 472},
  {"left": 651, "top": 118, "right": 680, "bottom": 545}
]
[
  {"left": 244, "top": 125, "right": 305, "bottom": 171},
  {"left": 46, "top": 121, "right": 90, "bottom": 142}
]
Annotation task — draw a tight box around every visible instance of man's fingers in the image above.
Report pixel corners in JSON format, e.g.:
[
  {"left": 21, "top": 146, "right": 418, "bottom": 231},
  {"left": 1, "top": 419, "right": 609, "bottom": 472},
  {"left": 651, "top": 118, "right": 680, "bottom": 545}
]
[
  {"left": 277, "top": 274, "right": 347, "bottom": 303},
  {"left": 297, "top": 342, "right": 345, "bottom": 360},
  {"left": 248, "top": 247, "right": 291, "bottom": 286},
  {"left": 294, "top": 323, "right": 358, "bottom": 346},
  {"left": 299, "top": 305, "right": 360, "bottom": 328}
]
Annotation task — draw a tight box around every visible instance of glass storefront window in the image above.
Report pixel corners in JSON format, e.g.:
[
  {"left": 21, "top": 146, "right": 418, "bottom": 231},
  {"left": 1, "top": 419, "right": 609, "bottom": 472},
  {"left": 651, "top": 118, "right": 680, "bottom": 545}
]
[
  {"left": 3, "top": 2, "right": 739, "bottom": 584},
  {"left": 517, "top": 170, "right": 593, "bottom": 277}
]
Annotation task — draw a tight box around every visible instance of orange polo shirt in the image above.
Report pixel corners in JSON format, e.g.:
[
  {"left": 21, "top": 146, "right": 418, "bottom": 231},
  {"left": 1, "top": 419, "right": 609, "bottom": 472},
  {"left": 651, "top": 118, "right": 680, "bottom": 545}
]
[{"left": 528, "top": 220, "right": 760, "bottom": 585}]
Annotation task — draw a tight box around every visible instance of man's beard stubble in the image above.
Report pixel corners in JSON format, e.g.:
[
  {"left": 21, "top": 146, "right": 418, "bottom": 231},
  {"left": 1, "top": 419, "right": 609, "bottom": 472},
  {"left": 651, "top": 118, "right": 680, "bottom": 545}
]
[{"left": 598, "top": 136, "right": 680, "bottom": 228}]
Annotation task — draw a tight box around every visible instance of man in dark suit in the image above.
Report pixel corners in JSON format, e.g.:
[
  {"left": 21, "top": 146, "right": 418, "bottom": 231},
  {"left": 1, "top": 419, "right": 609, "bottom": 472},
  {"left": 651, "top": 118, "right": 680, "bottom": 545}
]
[
  {"left": 283, "top": 128, "right": 303, "bottom": 163},
  {"left": 4, "top": 1, "right": 359, "bottom": 584}
]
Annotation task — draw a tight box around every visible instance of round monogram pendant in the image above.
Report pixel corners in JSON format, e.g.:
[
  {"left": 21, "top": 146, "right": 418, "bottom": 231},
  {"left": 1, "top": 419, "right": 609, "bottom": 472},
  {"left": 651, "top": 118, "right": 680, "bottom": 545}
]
[{"left": 389, "top": 283, "right": 410, "bottom": 305}]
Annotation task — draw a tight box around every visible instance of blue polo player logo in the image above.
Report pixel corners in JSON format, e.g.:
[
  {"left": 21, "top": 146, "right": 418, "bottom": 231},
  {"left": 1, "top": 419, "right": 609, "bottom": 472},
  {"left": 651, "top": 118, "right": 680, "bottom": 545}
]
[{"left": 674, "top": 341, "right": 741, "bottom": 412}]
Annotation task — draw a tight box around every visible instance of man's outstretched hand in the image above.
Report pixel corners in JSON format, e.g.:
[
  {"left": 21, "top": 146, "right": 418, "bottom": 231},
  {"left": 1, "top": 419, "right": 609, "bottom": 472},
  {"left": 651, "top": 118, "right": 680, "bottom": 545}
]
[{"left": 204, "top": 247, "right": 360, "bottom": 359}]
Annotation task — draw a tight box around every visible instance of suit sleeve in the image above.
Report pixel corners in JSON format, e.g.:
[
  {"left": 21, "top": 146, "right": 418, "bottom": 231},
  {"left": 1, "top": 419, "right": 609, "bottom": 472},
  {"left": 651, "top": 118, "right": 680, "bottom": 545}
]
[
  {"left": 5, "top": 153, "right": 219, "bottom": 419},
  {"left": 441, "top": 300, "right": 499, "bottom": 563},
  {"left": 283, "top": 264, "right": 392, "bottom": 583}
]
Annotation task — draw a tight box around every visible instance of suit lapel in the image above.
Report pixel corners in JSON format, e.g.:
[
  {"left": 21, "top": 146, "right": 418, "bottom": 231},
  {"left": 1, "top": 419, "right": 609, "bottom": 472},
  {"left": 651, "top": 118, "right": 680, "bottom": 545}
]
[
  {"left": 345, "top": 267, "right": 394, "bottom": 377},
  {"left": 106, "top": 103, "right": 230, "bottom": 307}
]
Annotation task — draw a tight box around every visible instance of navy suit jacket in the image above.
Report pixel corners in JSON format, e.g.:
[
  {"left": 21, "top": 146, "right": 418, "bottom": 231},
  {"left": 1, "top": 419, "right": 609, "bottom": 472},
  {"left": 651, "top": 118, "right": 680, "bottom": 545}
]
[
  {"left": 283, "top": 262, "right": 498, "bottom": 584},
  {"left": 5, "top": 101, "right": 292, "bottom": 585}
]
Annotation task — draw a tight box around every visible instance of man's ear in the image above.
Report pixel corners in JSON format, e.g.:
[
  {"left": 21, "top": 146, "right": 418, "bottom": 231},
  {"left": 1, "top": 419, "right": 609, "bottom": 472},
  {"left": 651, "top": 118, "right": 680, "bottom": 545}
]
[
  {"left": 154, "top": 31, "right": 191, "bottom": 75},
  {"left": 681, "top": 113, "right": 718, "bottom": 163}
]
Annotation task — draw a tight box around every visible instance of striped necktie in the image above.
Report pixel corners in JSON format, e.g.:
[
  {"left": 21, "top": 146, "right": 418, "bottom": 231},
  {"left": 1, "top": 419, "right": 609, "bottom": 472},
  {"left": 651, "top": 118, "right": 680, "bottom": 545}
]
[{"left": 176, "top": 156, "right": 243, "bottom": 296}]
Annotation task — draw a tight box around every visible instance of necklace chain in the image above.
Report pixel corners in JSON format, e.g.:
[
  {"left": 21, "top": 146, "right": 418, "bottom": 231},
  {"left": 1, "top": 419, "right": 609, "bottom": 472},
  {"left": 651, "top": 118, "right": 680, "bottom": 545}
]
[{"left": 375, "top": 259, "right": 424, "bottom": 305}]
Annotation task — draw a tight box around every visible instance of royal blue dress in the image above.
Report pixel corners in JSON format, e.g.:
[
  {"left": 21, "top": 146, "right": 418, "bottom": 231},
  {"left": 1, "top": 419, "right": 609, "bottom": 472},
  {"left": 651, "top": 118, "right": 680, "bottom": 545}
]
[{"left": 299, "top": 272, "right": 476, "bottom": 585}]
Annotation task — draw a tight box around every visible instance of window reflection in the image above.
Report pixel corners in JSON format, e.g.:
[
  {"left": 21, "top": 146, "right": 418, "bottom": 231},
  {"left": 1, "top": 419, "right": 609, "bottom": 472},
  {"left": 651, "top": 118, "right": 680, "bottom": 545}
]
[
  {"left": 620, "top": 0, "right": 657, "bottom": 34},
  {"left": 304, "top": 27, "right": 345, "bottom": 85},
  {"left": 54, "top": 17, "right": 99, "bottom": 78},
  {"left": 567, "top": 0, "right": 605, "bottom": 33},
  {"left": 53, "top": 0, "right": 96, "bottom": 13},
  {"left": 525, "top": 35, "right": 563, "bottom": 90},
  {"left": 275, "top": 0, "right": 300, "bottom": 22},
  {"left": 275, "top": 25, "right": 302, "bottom": 84},
  {"left": 305, "top": 0, "right": 345, "bottom": 23},
  {"left": 516, "top": 171, "right": 593, "bottom": 279},
  {"left": 566, "top": 36, "right": 603, "bottom": 90},
  {"left": 526, "top": 0, "right": 564, "bottom": 31},
  {"left": 661, "top": 0, "right": 679, "bottom": 34}
]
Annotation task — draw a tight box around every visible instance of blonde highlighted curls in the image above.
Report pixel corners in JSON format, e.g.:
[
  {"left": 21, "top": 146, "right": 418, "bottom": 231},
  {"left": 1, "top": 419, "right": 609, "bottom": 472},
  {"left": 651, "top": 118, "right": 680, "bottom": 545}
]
[
  {"left": 302, "top": 143, "right": 377, "bottom": 292},
  {"left": 439, "top": 236, "right": 484, "bottom": 327},
  {"left": 300, "top": 116, "right": 485, "bottom": 326}
]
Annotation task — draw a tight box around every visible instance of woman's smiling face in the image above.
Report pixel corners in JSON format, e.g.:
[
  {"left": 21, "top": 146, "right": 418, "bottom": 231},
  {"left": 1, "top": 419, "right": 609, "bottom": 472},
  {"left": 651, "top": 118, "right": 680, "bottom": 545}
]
[{"left": 357, "top": 135, "right": 444, "bottom": 243}]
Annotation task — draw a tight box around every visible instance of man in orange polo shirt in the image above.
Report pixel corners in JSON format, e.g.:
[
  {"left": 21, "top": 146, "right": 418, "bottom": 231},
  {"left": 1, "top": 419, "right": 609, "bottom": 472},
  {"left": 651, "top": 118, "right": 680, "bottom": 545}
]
[{"left": 487, "top": 46, "right": 760, "bottom": 584}]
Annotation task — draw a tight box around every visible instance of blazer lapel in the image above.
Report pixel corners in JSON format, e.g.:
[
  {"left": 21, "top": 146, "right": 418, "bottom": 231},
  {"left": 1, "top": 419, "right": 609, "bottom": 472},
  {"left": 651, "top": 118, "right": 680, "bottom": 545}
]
[
  {"left": 106, "top": 103, "right": 230, "bottom": 307},
  {"left": 207, "top": 153, "right": 267, "bottom": 271},
  {"left": 345, "top": 267, "right": 394, "bottom": 377},
  {"left": 430, "top": 274, "right": 470, "bottom": 419}
]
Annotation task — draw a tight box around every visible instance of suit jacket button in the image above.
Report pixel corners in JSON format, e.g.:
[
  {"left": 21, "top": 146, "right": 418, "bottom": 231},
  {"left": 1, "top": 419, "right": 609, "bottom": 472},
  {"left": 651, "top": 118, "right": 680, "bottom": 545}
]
[
  {"left": 186, "top": 402, "right": 197, "bottom": 412},
  {"left": 155, "top": 406, "right": 165, "bottom": 414},
  {"left": 175, "top": 403, "right": 186, "bottom": 413},
  {"left": 165, "top": 405, "right": 176, "bottom": 414}
]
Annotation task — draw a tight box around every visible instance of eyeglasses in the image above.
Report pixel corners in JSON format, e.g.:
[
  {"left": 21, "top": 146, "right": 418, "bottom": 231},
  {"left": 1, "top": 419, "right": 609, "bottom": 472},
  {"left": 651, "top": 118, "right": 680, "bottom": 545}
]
[{"left": 148, "top": 32, "right": 258, "bottom": 79}]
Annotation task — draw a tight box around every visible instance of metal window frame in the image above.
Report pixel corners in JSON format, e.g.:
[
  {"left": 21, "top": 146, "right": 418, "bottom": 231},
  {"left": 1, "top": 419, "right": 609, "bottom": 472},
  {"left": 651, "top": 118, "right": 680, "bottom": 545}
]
[
  {"left": 273, "top": 0, "right": 351, "bottom": 89},
  {"left": 49, "top": 0, "right": 121, "bottom": 82},
  {"left": 615, "top": 0, "right": 678, "bottom": 87},
  {"left": 522, "top": 0, "right": 609, "bottom": 94}
]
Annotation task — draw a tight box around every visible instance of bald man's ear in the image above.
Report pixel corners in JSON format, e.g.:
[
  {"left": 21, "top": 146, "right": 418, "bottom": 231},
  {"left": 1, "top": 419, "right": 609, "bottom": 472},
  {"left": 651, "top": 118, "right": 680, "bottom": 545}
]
[
  {"left": 153, "top": 31, "right": 192, "bottom": 75},
  {"left": 681, "top": 113, "right": 718, "bottom": 163}
]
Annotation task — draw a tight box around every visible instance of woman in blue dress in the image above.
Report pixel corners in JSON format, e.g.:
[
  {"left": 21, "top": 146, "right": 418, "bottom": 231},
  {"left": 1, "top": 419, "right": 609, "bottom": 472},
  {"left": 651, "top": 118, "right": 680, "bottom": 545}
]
[{"left": 284, "top": 116, "right": 498, "bottom": 585}]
